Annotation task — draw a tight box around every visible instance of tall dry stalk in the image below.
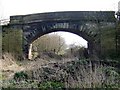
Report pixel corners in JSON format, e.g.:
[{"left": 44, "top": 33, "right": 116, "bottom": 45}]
[{"left": 64, "top": 61, "right": 117, "bottom": 88}]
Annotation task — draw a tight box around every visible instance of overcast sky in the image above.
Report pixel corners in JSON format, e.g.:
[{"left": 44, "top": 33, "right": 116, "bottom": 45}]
[
  {"left": 0, "top": 0, "right": 119, "bottom": 47},
  {"left": 0, "top": 0, "right": 119, "bottom": 19}
]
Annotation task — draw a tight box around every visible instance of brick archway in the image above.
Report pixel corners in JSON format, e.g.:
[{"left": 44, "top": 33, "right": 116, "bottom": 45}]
[{"left": 7, "top": 11, "right": 116, "bottom": 59}]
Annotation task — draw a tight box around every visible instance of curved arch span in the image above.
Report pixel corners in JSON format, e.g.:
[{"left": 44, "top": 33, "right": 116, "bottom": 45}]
[{"left": 29, "top": 28, "right": 95, "bottom": 44}]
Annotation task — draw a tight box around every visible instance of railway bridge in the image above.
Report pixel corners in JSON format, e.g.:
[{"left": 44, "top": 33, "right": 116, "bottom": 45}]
[{"left": 2, "top": 11, "right": 117, "bottom": 59}]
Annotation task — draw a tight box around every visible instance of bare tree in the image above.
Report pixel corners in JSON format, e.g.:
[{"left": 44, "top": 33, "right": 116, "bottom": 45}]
[{"left": 32, "top": 33, "right": 67, "bottom": 55}]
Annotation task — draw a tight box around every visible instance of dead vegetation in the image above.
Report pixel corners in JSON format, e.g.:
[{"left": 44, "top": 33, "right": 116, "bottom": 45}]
[{"left": 1, "top": 52, "right": 120, "bottom": 88}]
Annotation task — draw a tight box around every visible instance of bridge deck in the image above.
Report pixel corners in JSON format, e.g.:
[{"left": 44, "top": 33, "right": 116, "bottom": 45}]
[{"left": 10, "top": 11, "right": 116, "bottom": 24}]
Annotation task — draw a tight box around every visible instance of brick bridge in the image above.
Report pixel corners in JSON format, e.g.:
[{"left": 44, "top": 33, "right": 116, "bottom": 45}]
[{"left": 2, "top": 11, "right": 117, "bottom": 59}]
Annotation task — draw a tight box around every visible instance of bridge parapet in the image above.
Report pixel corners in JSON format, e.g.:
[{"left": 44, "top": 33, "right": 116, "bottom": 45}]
[{"left": 10, "top": 11, "right": 116, "bottom": 25}]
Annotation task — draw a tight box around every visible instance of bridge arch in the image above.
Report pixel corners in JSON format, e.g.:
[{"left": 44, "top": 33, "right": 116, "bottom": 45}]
[
  {"left": 30, "top": 28, "right": 95, "bottom": 44},
  {"left": 8, "top": 11, "right": 116, "bottom": 59},
  {"left": 23, "top": 22, "right": 99, "bottom": 59}
]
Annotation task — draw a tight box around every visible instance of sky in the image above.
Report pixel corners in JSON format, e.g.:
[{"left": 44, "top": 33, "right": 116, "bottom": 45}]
[
  {"left": 50, "top": 31, "right": 88, "bottom": 47},
  {"left": 0, "top": 0, "right": 120, "bottom": 47}
]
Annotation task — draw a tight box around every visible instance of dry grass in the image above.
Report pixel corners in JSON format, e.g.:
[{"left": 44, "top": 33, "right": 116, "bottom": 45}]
[
  {"left": 1, "top": 53, "right": 25, "bottom": 80},
  {"left": 63, "top": 61, "right": 119, "bottom": 88},
  {"left": 1, "top": 54, "right": 120, "bottom": 88},
  {"left": 28, "top": 59, "right": 119, "bottom": 88}
]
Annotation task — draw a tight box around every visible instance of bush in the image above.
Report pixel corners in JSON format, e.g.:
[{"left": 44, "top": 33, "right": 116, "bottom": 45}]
[
  {"left": 38, "top": 81, "right": 64, "bottom": 89},
  {"left": 14, "top": 71, "right": 28, "bottom": 81}
]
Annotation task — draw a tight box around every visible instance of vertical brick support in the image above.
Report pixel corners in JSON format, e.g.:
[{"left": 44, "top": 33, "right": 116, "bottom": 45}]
[
  {"left": 28, "top": 44, "right": 32, "bottom": 59},
  {"left": 117, "top": 2, "right": 120, "bottom": 56},
  {"left": 94, "top": 20, "right": 102, "bottom": 59},
  {"left": 2, "top": 26, "right": 23, "bottom": 59},
  {"left": 116, "top": 10, "right": 120, "bottom": 57},
  {"left": 0, "top": 25, "right": 2, "bottom": 88},
  {"left": 22, "top": 28, "right": 33, "bottom": 59},
  {"left": 117, "top": 16, "right": 120, "bottom": 56}
]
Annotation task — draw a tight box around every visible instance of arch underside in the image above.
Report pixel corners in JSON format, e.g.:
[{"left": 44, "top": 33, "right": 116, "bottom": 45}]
[{"left": 23, "top": 21, "right": 100, "bottom": 44}]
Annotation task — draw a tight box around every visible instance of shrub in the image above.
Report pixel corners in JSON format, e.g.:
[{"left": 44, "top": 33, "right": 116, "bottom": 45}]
[
  {"left": 14, "top": 71, "right": 28, "bottom": 81},
  {"left": 38, "top": 81, "right": 64, "bottom": 89}
]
